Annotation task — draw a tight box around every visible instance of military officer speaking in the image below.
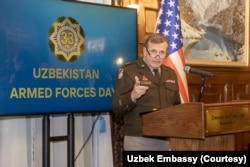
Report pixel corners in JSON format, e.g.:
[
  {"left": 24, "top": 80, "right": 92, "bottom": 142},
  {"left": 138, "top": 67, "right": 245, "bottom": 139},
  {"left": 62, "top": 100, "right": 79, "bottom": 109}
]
[{"left": 112, "top": 33, "right": 181, "bottom": 151}]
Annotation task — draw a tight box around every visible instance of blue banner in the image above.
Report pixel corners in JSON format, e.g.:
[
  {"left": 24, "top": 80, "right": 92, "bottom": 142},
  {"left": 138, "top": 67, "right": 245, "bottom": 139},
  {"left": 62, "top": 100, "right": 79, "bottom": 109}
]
[{"left": 0, "top": 0, "right": 137, "bottom": 115}]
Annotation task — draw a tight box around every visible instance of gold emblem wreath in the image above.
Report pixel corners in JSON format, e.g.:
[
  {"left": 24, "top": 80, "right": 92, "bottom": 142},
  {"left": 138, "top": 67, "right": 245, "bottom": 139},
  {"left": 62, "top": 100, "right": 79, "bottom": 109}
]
[{"left": 49, "top": 17, "right": 85, "bottom": 62}]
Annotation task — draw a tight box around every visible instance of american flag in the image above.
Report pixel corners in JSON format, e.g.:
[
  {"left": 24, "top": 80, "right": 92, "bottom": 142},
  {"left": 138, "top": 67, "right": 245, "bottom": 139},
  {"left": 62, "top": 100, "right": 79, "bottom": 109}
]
[{"left": 155, "top": 0, "right": 189, "bottom": 103}]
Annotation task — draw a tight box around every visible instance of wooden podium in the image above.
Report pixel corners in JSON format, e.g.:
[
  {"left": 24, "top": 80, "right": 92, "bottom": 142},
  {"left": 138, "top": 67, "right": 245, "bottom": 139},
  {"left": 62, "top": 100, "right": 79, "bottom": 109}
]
[{"left": 141, "top": 101, "right": 250, "bottom": 150}]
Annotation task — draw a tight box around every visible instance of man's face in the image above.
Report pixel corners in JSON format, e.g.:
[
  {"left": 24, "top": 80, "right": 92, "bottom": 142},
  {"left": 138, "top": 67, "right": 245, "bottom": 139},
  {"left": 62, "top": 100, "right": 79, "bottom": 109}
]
[{"left": 143, "top": 41, "right": 167, "bottom": 69}]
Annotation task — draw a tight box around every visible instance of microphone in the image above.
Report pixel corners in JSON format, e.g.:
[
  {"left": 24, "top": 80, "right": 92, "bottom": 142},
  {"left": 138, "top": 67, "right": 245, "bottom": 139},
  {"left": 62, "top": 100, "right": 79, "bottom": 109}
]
[{"left": 184, "top": 66, "right": 215, "bottom": 77}]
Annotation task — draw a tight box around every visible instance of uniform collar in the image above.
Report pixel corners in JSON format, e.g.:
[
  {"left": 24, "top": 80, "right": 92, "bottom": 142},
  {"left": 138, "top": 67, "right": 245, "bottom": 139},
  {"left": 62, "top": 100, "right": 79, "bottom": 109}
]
[
  {"left": 136, "top": 59, "right": 163, "bottom": 85},
  {"left": 136, "top": 58, "right": 161, "bottom": 74},
  {"left": 136, "top": 58, "right": 147, "bottom": 69}
]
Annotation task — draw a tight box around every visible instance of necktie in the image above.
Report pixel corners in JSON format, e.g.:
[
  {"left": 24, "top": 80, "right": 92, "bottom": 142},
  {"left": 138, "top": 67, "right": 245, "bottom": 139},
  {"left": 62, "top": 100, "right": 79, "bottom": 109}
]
[{"left": 153, "top": 69, "right": 160, "bottom": 82}]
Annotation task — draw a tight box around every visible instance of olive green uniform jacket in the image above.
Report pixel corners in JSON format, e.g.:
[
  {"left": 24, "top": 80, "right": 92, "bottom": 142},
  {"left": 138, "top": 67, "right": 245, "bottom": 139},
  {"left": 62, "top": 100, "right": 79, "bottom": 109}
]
[{"left": 112, "top": 58, "right": 181, "bottom": 136}]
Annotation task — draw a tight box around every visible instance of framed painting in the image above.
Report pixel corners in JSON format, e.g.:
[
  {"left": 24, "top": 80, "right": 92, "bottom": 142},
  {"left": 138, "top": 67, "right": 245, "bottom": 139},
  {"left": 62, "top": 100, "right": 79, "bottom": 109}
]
[{"left": 181, "top": 0, "right": 249, "bottom": 67}]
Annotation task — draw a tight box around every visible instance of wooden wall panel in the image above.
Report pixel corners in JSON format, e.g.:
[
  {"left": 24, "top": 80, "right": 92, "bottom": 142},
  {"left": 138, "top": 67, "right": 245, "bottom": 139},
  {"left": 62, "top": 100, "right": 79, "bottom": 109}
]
[
  {"left": 232, "top": 83, "right": 250, "bottom": 100},
  {"left": 188, "top": 82, "right": 227, "bottom": 103},
  {"left": 186, "top": 71, "right": 250, "bottom": 103},
  {"left": 137, "top": 0, "right": 159, "bottom": 57}
]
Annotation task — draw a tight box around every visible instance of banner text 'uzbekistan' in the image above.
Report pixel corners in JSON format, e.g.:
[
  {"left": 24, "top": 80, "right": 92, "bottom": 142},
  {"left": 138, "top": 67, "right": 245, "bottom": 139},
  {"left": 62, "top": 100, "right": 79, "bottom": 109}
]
[{"left": 33, "top": 68, "right": 99, "bottom": 79}]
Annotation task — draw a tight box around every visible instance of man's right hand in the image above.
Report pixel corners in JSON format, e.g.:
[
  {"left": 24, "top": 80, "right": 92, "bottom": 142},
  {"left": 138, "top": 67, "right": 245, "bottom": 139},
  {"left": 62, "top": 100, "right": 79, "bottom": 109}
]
[{"left": 131, "top": 76, "right": 148, "bottom": 102}]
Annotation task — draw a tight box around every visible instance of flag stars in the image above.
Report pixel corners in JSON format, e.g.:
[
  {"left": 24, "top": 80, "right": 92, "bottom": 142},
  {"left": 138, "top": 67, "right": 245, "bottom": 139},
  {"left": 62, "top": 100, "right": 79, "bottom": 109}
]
[
  {"left": 174, "top": 23, "right": 180, "bottom": 30},
  {"left": 166, "top": 9, "right": 173, "bottom": 17},
  {"left": 168, "top": 0, "right": 175, "bottom": 7},
  {"left": 176, "top": 13, "right": 180, "bottom": 20},
  {"left": 163, "top": 29, "right": 169, "bottom": 36},
  {"left": 156, "top": 18, "right": 162, "bottom": 26},
  {"left": 170, "top": 42, "right": 177, "bottom": 50},
  {"left": 158, "top": 8, "right": 164, "bottom": 17},
  {"left": 156, "top": 0, "right": 183, "bottom": 55},
  {"left": 160, "top": 0, "right": 165, "bottom": 5},
  {"left": 164, "top": 20, "right": 171, "bottom": 27},
  {"left": 172, "top": 32, "right": 178, "bottom": 39}
]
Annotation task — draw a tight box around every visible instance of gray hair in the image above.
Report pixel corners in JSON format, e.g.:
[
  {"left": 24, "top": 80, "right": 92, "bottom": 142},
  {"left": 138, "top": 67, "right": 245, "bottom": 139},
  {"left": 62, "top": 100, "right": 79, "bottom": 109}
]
[{"left": 144, "top": 33, "right": 168, "bottom": 48}]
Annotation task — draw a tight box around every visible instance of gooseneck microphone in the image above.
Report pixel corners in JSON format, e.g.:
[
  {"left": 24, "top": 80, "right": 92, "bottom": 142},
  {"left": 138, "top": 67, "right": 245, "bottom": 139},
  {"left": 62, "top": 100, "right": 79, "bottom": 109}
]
[{"left": 184, "top": 66, "right": 215, "bottom": 78}]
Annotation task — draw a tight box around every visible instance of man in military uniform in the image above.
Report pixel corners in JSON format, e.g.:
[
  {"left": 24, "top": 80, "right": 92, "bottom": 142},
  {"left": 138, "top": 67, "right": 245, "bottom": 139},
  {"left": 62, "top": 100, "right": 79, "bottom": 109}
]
[{"left": 112, "top": 33, "right": 181, "bottom": 150}]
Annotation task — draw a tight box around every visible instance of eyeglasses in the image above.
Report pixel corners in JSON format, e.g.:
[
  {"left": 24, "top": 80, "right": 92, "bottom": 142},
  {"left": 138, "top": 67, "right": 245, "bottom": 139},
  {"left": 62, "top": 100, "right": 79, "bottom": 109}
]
[{"left": 145, "top": 47, "right": 166, "bottom": 59}]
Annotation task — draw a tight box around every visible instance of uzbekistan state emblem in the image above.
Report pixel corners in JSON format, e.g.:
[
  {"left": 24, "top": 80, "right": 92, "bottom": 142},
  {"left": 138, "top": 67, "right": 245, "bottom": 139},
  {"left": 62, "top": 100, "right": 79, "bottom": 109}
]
[{"left": 49, "top": 16, "right": 85, "bottom": 62}]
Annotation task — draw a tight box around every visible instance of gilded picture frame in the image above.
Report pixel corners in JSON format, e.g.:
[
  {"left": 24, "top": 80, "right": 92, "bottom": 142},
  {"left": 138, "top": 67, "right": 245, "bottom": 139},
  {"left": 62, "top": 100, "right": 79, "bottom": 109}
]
[{"left": 182, "top": 0, "right": 249, "bottom": 67}]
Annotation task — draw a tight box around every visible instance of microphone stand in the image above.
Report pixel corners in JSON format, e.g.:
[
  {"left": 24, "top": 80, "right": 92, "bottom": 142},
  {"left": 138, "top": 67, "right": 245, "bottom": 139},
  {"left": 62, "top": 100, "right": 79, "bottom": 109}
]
[{"left": 198, "top": 76, "right": 206, "bottom": 102}]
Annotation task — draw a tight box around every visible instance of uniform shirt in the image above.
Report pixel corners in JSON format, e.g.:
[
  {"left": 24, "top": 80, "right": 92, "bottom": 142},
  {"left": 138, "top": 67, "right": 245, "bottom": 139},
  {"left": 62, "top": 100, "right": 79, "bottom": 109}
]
[{"left": 112, "top": 58, "right": 181, "bottom": 136}]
